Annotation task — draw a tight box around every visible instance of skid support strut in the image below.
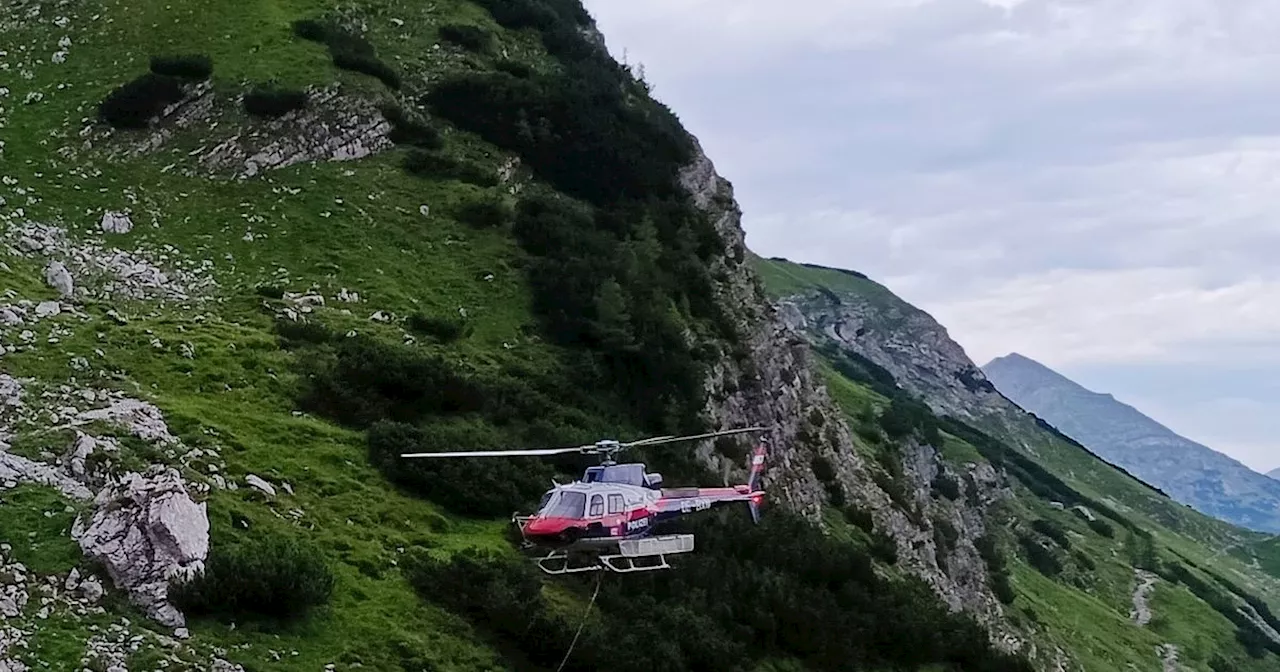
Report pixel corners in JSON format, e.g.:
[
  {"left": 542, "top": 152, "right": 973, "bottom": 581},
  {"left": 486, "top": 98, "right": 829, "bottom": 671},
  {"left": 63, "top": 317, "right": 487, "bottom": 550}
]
[{"left": 598, "top": 534, "right": 695, "bottom": 573}]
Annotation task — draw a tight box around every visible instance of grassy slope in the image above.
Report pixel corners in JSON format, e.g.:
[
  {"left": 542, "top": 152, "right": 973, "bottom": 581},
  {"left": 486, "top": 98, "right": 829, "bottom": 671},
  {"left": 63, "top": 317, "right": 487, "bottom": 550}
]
[
  {"left": 0, "top": 0, "right": 564, "bottom": 668},
  {"left": 757, "top": 255, "right": 1280, "bottom": 671}
]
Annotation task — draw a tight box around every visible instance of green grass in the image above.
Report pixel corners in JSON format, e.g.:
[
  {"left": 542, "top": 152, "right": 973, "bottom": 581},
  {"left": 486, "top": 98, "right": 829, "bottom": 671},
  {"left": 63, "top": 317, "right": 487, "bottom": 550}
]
[
  {"left": 0, "top": 0, "right": 563, "bottom": 667},
  {"left": 0, "top": 485, "right": 85, "bottom": 574}
]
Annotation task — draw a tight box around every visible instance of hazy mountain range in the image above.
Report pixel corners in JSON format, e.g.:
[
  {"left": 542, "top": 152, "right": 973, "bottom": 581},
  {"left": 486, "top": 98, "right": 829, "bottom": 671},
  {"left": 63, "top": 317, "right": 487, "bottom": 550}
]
[{"left": 983, "top": 353, "right": 1280, "bottom": 534}]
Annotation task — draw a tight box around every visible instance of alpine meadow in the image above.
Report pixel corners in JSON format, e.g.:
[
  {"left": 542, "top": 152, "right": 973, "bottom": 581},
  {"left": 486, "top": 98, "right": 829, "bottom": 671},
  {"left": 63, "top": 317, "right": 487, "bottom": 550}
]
[{"left": 1, "top": 0, "right": 1279, "bottom": 671}]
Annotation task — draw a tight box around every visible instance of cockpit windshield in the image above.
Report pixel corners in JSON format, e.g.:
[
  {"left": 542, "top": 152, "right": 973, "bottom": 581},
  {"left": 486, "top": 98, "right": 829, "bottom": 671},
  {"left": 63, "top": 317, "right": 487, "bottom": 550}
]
[{"left": 542, "top": 491, "right": 586, "bottom": 519}]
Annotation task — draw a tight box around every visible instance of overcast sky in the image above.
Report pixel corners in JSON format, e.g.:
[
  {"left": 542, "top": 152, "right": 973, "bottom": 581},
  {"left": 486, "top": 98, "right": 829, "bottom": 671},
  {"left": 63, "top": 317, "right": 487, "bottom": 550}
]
[{"left": 582, "top": 0, "right": 1280, "bottom": 473}]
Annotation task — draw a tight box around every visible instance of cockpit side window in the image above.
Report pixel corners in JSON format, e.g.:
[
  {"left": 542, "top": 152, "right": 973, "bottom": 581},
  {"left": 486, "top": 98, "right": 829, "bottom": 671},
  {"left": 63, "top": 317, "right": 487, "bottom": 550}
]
[
  {"left": 589, "top": 494, "right": 604, "bottom": 517},
  {"left": 545, "top": 491, "right": 585, "bottom": 518}
]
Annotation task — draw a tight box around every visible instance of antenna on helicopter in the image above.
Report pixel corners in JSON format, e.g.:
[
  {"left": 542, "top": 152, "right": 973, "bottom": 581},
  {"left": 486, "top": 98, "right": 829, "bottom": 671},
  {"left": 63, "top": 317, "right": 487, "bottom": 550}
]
[{"left": 399, "top": 425, "right": 771, "bottom": 465}]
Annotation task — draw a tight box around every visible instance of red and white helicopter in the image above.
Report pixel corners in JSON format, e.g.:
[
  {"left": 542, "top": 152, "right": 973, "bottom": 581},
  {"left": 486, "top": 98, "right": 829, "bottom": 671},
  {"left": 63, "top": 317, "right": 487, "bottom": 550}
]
[{"left": 401, "top": 426, "right": 771, "bottom": 575}]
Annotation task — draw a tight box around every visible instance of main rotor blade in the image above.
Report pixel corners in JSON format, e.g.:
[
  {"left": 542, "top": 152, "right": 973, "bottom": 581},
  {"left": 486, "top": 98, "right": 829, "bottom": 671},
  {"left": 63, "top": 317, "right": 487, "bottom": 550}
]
[
  {"left": 623, "top": 426, "right": 770, "bottom": 448},
  {"left": 399, "top": 446, "right": 588, "bottom": 459}
]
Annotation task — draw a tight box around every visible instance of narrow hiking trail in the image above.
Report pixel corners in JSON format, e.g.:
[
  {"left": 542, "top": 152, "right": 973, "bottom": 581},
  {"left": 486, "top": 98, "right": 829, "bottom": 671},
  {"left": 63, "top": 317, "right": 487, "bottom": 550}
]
[
  {"left": 1130, "top": 569, "right": 1183, "bottom": 671},
  {"left": 1130, "top": 569, "right": 1158, "bottom": 626}
]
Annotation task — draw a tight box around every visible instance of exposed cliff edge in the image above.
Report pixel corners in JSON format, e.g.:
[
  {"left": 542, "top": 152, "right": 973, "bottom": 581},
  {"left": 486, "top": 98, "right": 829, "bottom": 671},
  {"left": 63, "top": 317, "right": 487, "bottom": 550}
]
[
  {"left": 678, "top": 142, "right": 1035, "bottom": 657},
  {"left": 756, "top": 256, "right": 1280, "bottom": 672}
]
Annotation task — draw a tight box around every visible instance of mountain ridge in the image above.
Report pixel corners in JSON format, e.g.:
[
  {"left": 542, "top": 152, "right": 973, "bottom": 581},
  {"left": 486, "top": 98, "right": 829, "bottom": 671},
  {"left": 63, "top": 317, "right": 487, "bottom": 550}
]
[
  {"left": 983, "top": 351, "right": 1280, "bottom": 534},
  {"left": 755, "top": 254, "right": 1280, "bottom": 672}
]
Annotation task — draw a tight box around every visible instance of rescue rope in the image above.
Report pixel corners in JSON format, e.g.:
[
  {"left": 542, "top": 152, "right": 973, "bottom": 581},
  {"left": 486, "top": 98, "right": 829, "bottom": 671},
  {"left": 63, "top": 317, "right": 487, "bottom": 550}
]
[{"left": 555, "top": 570, "right": 604, "bottom": 672}]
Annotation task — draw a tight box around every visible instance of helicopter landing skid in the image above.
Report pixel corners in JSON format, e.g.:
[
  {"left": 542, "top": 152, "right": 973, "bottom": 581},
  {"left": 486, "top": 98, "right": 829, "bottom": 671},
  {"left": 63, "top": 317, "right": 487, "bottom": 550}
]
[{"left": 532, "top": 534, "right": 695, "bottom": 576}]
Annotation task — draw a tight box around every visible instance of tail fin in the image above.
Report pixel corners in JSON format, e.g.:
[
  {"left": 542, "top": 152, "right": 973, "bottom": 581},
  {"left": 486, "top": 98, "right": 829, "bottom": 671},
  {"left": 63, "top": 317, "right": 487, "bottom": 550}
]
[{"left": 746, "top": 439, "right": 767, "bottom": 523}]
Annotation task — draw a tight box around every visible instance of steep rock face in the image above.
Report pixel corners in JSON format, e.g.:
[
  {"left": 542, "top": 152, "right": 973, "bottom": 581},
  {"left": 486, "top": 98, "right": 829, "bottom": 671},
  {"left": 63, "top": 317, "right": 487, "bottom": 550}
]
[
  {"left": 776, "top": 288, "right": 1008, "bottom": 420},
  {"left": 984, "top": 353, "right": 1280, "bottom": 534},
  {"left": 677, "top": 140, "right": 1025, "bottom": 652}
]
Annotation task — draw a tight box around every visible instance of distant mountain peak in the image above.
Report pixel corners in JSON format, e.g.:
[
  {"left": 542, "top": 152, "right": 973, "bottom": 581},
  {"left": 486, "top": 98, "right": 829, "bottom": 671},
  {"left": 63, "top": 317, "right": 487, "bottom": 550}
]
[
  {"left": 1268, "top": 468, "right": 1280, "bottom": 481},
  {"left": 983, "top": 355, "right": 1280, "bottom": 534}
]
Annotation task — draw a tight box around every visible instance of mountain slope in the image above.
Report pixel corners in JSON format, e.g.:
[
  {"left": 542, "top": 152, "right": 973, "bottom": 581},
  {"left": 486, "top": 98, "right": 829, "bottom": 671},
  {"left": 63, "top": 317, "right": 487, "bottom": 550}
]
[
  {"left": 982, "top": 352, "right": 1280, "bottom": 534},
  {"left": 0, "top": 1, "right": 1051, "bottom": 671},
  {"left": 755, "top": 254, "right": 1280, "bottom": 672}
]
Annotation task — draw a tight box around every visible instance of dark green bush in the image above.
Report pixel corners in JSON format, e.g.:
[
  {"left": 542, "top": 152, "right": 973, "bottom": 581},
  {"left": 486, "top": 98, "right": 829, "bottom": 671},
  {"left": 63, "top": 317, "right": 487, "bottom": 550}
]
[
  {"left": 295, "top": 334, "right": 488, "bottom": 427},
  {"left": 425, "top": 67, "right": 691, "bottom": 205},
  {"left": 406, "top": 508, "right": 1034, "bottom": 672},
  {"left": 169, "top": 533, "right": 334, "bottom": 621},
  {"left": 842, "top": 505, "right": 875, "bottom": 534},
  {"left": 291, "top": 18, "right": 329, "bottom": 42},
  {"left": 381, "top": 105, "right": 443, "bottom": 149},
  {"left": 1086, "top": 517, "right": 1114, "bottom": 537},
  {"left": 405, "top": 312, "right": 471, "bottom": 342},
  {"left": 290, "top": 17, "right": 400, "bottom": 89},
  {"left": 494, "top": 59, "right": 533, "bottom": 78},
  {"left": 1031, "top": 518, "right": 1071, "bottom": 549},
  {"left": 367, "top": 419, "right": 552, "bottom": 517},
  {"left": 439, "top": 23, "right": 494, "bottom": 52},
  {"left": 98, "top": 73, "right": 187, "bottom": 129},
  {"left": 877, "top": 396, "right": 941, "bottom": 446},
  {"left": 253, "top": 285, "right": 285, "bottom": 299},
  {"left": 402, "top": 150, "right": 497, "bottom": 186},
  {"left": 149, "top": 54, "right": 213, "bottom": 80},
  {"left": 333, "top": 52, "right": 401, "bottom": 89},
  {"left": 1017, "top": 533, "right": 1063, "bottom": 577},
  {"left": 243, "top": 85, "right": 307, "bottom": 118},
  {"left": 931, "top": 472, "right": 961, "bottom": 500},
  {"left": 453, "top": 195, "right": 515, "bottom": 229},
  {"left": 274, "top": 318, "right": 335, "bottom": 347}
]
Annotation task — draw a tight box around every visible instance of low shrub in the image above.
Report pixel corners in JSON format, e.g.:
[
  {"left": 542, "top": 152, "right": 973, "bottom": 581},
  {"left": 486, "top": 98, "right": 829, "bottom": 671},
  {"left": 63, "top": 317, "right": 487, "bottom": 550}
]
[
  {"left": 1087, "top": 517, "right": 1115, "bottom": 537},
  {"left": 405, "top": 312, "right": 471, "bottom": 342},
  {"left": 402, "top": 150, "right": 497, "bottom": 186},
  {"left": 381, "top": 105, "right": 443, "bottom": 149},
  {"left": 295, "top": 334, "right": 488, "bottom": 427},
  {"left": 169, "top": 533, "right": 334, "bottom": 621},
  {"left": 333, "top": 52, "right": 401, "bottom": 90},
  {"left": 494, "top": 59, "right": 533, "bottom": 78},
  {"left": 1017, "top": 533, "right": 1063, "bottom": 577},
  {"left": 931, "top": 472, "right": 961, "bottom": 500},
  {"left": 149, "top": 54, "right": 213, "bottom": 80},
  {"left": 366, "top": 419, "right": 552, "bottom": 517},
  {"left": 1031, "top": 518, "right": 1071, "bottom": 549},
  {"left": 290, "top": 17, "right": 400, "bottom": 89},
  {"left": 453, "top": 194, "right": 515, "bottom": 229},
  {"left": 439, "top": 23, "right": 494, "bottom": 53},
  {"left": 243, "top": 85, "right": 307, "bottom": 118},
  {"left": 98, "top": 73, "right": 186, "bottom": 129}
]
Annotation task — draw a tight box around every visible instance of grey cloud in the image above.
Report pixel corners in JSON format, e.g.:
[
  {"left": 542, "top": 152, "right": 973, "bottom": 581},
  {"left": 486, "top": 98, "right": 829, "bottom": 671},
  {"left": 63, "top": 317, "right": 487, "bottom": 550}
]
[{"left": 582, "top": 0, "right": 1280, "bottom": 467}]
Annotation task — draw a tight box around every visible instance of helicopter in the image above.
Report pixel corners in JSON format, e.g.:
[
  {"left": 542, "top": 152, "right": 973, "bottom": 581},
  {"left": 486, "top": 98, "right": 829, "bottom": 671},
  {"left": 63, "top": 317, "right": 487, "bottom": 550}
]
[{"left": 400, "top": 426, "right": 771, "bottom": 575}]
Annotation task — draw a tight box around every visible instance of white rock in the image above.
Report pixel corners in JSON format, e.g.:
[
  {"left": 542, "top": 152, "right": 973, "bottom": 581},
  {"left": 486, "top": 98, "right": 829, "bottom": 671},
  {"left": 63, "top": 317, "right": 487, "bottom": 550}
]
[
  {"left": 76, "top": 399, "right": 177, "bottom": 444},
  {"left": 44, "top": 260, "right": 73, "bottom": 297},
  {"left": 34, "top": 301, "right": 60, "bottom": 318},
  {"left": 72, "top": 467, "right": 209, "bottom": 628},
  {"left": 244, "top": 474, "right": 275, "bottom": 497},
  {"left": 0, "top": 452, "right": 92, "bottom": 500},
  {"left": 99, "top": 211, "right": 133, "bottom": 234}
]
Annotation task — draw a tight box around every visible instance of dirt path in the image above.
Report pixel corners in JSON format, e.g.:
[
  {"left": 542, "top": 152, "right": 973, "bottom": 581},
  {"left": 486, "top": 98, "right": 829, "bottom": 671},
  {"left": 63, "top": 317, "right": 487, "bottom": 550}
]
[
  {"left": 1157, "top": 643, "right": 1180, "bottom": 672},
  {"left": 1130, "top": 569, "right": 1158, "bottom": 626}
]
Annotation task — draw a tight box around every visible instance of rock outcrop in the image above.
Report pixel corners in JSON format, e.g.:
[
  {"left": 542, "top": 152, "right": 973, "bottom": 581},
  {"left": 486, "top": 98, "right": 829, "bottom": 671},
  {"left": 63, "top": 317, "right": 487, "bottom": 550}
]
[
  {"left": 677, "top": 136, "right": 1023, "bottom": 649},
  {"left": 71, "top": 467, "right": 210, "bottom": 629}
]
